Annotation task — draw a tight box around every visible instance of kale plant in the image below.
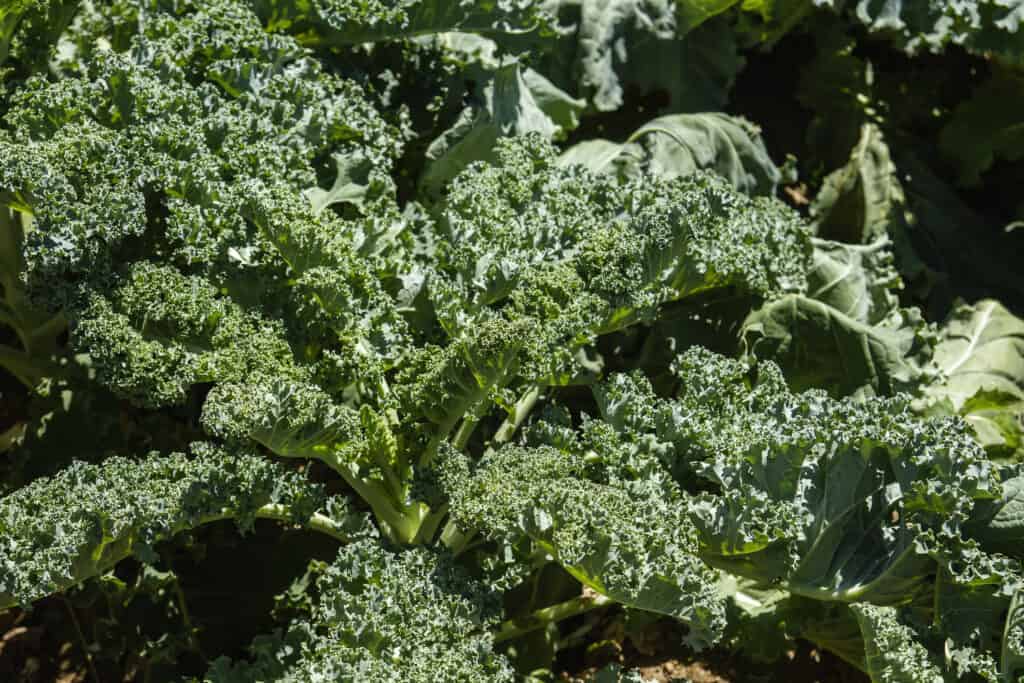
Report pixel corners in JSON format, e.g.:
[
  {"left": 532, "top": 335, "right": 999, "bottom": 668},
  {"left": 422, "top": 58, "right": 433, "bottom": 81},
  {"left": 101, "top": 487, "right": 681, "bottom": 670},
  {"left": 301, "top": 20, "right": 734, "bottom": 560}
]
[{"left": 1, "top": 1, "right": 1023, "bottom": 681}]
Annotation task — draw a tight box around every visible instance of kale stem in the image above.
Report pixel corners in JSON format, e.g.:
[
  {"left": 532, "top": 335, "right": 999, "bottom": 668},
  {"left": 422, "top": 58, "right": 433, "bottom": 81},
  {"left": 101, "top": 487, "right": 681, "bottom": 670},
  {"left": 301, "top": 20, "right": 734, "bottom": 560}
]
[
  {"left": 317, "top": 453, "right": 419, "bottom": 543},
  {"left": 492, "top": 592, "right": 614, "bottom": 643},
  {"left": 440, "top": 519, "right": 476, "bottom": 555},
  {"left": 196, "top": 504, "right": 355, "bottom": 544},
  {"left": 492, "top": 385, "right": 541, "bottom": 445},
  {"left": 250, "top": 504, "right": 354, "bottom": 543},
  {"left": 413, "top": 503, "right": 448, "bottom": 545},
  {"left": 451, "top": 415, "right": 479, "bottom": 450},
  {"left": 61, "top": 595, "right": 102, "bottom": 683},
  {"left": 452, "top": 397, "right": 495, "bottom": 451}
]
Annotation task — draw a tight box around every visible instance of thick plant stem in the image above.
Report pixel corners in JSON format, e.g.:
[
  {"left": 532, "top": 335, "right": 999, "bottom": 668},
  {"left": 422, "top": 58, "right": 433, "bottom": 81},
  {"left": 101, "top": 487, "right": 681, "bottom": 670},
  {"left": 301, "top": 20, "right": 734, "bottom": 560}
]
[
  {"left": 248, "top": 504, "right": 354, "bottom": 543},
  {"left": 440, "top": 519, "right": 476, "bottom": 556},
  {"left": 319, "top": 453, "right": 421, "bottom": 544},
  {"left": 492, "top": 385, "right": 541, "bottom": 445},
  {"left": 493, "top": 592, "right": 614, "bottom": 643},
  {"left": 451, "top": 414, "right": 480, "bottom": 451},
  {"left": 419, "top": 386, "right": 495, "bottom": 468},
  {"left": 413, "top": 503, "right": 449, "bottom": 545},
  {"left": 452, "top": 397, "right": 495, "bottom": 451}
]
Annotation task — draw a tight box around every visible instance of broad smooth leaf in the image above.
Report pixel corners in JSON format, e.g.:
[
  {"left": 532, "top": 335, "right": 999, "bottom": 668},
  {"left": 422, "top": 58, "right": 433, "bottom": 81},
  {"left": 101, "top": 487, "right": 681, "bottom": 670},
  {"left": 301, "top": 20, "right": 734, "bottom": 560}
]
[
  {"left": 741, "top": 293, "right": 936, "bottom": 397},
  {"left": 558, "top": 112, "right": 780, "bottom": 195},
  {"left": 922, "top": 300, "right": 1024, "bottom": 460},
  {"left": 939, "top": 66, "right": 1024, "bottom": 187},
  {"left": 812, "top": 124, "right": 908, "bottom": 245}
]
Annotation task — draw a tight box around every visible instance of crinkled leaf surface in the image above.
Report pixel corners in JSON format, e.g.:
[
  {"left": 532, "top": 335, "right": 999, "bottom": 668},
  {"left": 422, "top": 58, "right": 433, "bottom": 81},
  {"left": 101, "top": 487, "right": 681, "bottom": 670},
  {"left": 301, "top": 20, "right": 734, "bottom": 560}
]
[
  {"left": 420, "top": 62, "right": 585, "bottom": 198},
  {"left": 540, "top": 1, "right": 744, "bottom": 111},
  {"left": 205, "top": 540, "right": 514, "bottom": 682},
  {"left": 0, "top": 445, "right": 332, "bottom": 609},
  {"left": 846, "top": 0, "right": 1024, "bottom": 65},
  {"left": 852, "top": 604, "right": 947, "bottom": 683}
]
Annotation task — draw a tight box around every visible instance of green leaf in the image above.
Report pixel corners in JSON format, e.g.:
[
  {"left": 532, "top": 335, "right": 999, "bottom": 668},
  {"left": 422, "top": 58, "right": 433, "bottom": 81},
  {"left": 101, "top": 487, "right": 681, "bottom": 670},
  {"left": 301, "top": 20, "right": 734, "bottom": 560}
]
[
  {"left": 812, "top": 124, "right": 909, "bottom": 245},
  {"left": 1003, "top": 588, "right": 1024, "bottom": 680},
  {"left": 419, "top": 62, "right": 584, "bottom": 198},
  {"left": 256, "top": 0, "right": 550, "bottom": 46},
  {"left": 805, "top": 238, "right": 902, "bottom": 324},
  {"left": 741, "top": 292, "right": 936, "bottom": 397},
  {"left": 566, "top": 0, "right": 680, "bottom": 111},
  {"left": 807, "top": 124, "right": 935, "bottom": 303},
  {"left": 205, "top": 540, "right": 514, "bottom": 682},
  {"left": 678, "top": 0, "right": 745, "bottom": 33},
  {"left": 922, "top": 299, "right": 1024, "bottom": 460},
  {"left": 596, "top": 349, "right": 998, "bottom": 606},
  {"left": 203, "top": 376, "right": 430, "bottom": 544},
  {"left": 932, "top": 567, "right": 1007, "bottom": 680},
  {"left": 72, "top": 263, "right": 301, "bottom": 408},
  {"left": 939, "top": 65, "right": 1024, "bottom": 187},
  {"left": 0, "top": 445, "right": 338, "bottom": 610},
  {"left": 540, "top": 2, "right": 744, "bottom": 112},
  {"left": 846, "top": 0, "right": 1024, "bottom": 66},
  {"left": 851, "top": 604, "right": 948, "bottom": 683},
  {"left": 737, "top": 0, "right": 822, "bottom": 44},
  {"left": 305, "top": 152, "right": 375, "bottom": 214},
  {"left": 558, "top": 112, "right": 780, "bottom": 195},
  {"left": 441, "top": 444, "right": 728, "bottom": 649},
  {"left": 0, "top": 0, "right": 76, "bottom": 72}
]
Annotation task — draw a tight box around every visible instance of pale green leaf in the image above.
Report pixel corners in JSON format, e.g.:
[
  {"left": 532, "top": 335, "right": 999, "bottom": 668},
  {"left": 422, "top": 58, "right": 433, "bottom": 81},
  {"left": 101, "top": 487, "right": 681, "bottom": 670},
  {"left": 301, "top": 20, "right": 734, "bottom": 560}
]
[{"left": 558, "top": 112, "right": 780, "bottom": 195}]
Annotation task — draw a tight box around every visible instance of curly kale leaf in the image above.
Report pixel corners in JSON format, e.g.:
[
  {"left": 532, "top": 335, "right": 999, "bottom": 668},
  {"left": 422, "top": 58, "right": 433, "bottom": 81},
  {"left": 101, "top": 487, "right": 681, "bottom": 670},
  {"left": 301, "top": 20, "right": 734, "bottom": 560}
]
[
  {"left": 845, "top": 0, "right": 1024, "bottom": 66},
  {"left": 205, "top": 540, "right": 514, "bottom": 682},
  {"left": 540, "top": 1, "right": 745, "bottom": 112},
  {"left": 203, "top": 376, "right": 431, "bottom": 544},
  {"left": 73, "top": 262, "right": 304, "bottom": 408},
  {"left": 419, "top": 60, "right": 585, "bottom": 200},
  {"left": 0, "top": 0, "right": 77, "bottom": 74},
  {"left": 740, "top": 294, "right": 937, "bottom": 398},
  {"left": 394, "top": 134, "right": 810, "bottom": 435},
  {"left": 1, "top": 0, "right": 398, "bottom": 284},
  {"left": 677, "top": 349, "right": 999, "bottom": 601},
  {"left": 255, "top": 0, "right": 551, "bottom": 46},
  {"left": 0, "top": 444, "right": 349, "bottom": 610},
  {"left": 851, "top": 604, "right": 948, "bottom": 682},
  {"left": 439, "top": 443, "right": 728, "bottom": 650},
  {"left": 583, "top": 348, "right": 1002, "bottom": 607},
  {"left": 1, "top": 1, "right": 409, "bottom": 407},
  {"left": 437, "top": 134, "right": 809, "bottom": 319},
  {"left": 419, "top": 135, "right": 809, "bottom": 401}
]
